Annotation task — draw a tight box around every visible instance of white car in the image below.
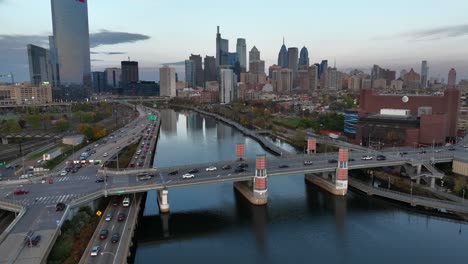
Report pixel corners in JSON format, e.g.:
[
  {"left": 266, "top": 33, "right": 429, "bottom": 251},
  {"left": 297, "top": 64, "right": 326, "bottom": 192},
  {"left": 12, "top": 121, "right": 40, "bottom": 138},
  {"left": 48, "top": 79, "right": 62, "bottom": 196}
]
[
  {"left": 361, "top": 156, "right": 373, "bottom": 160},
  {"left": 206, "top": 166, "right": 217, "bottom": 171},
  {"left": 182, "top": 173, "right": 195, "bottom": 179},
  {"left": 90, "top": 246, "right": 101, "bottom": 256},
  {"left": 60, "top": 170, "right": 68, "bottom": 176},
  {"left": 103, "top": 153, "right": 108, "bottom": 157}
]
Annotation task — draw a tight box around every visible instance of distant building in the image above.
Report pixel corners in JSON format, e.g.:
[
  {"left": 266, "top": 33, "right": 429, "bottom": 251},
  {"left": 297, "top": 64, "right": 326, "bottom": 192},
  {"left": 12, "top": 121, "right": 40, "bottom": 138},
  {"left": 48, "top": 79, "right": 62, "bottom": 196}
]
[
  {"left": 277, "top": 38, "right": 288, "bottom": 68},
  {"left": 159, "top": 66, "right": 176, "bottom": 97},
  {"left": 215, "top": 26, "right": 229, "bottom": 66},
  {"left": 249, "top": 60, "right": 265, "bottom": 75},
  {"left": 447, "top": 68, "right": 457, "bottom": 89},
  {"left": 390, "top": 79, "right": 404, "bottom": 92},
  {"left": 403, "top": 68, "right": 421, "bottom": 90},
  {"left": 204, "top": 56, "right": 217, "bottom": 83},
  {"left": 91, "top": 71, "right": 105, "bottom": 93},
  {"left": 220, "top": 69, "right": 234, "bottom": 104},
  {"left": 362, "top": 79, "right": 372, "bottom": 90},
  {"left": 236, "top": 38, "right": 247, "bottom": 71},
  {"left": 318, "top": 60, "right": 328, "bottom": 80},
  {"left": 121, "top": 61, "right": 139, "bottom": 86},
  {"left": 287, "top": 47, "right": 299, "bottom": 84},
  {"left": 299, "top": 46, "right": 309, "bottom": 66},
  {"left": 308, "top": 64, "right": 318, "bottom": 91},
  {"left": 272, "top": 68, "right": 293, "bottom": 94},
  {"left": 122, "top": 81, "right": 159, "bottom": 96},
  {"left": 372, "top": 79, "right": 387, "bottom": 89},
  {"left": 205, "top": 81, "right": 219, "bottom": 91},
  {"left": 324, "top": 67, "right": 342, "bottom": 90},
  {"left": 400, "top": 69, "right": 408, "bottom": 79},
  {"left": 421, "top": 60, "right": 428, "bottom": 88},
  {"left": 382, "top": 69, "right": 396, "bottom": 85},
  {"left": 27, "top": 44, "right": 52, "bottom": 86},
  {"left": 348, "top": 75, "right": 361, "bottom": 92},
  {"left": 189, "top": 54, "right": 204, "bottom": 88},
  {"left": 185, "top": 60, "right": 196, "bottom": 88},
  {"left": 269, "top": 65, "right": 282, "bottom": 78},
  {"left": 104, "top": 68, "right": 121, "bottom": 90},
  {"left": 0, "top": 83, "right": 52, "bottom": 105},
  {"left": 227, "top": 52, "right": 238, "bottom": 67},
  {"left": 249, "top": 46, "right": 260, "bottom": 62}
]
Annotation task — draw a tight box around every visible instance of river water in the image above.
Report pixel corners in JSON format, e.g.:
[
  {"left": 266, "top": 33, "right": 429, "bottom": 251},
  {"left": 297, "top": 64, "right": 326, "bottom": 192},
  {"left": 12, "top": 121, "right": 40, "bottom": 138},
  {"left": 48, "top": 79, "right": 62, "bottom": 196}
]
[{"left": 134, "top": 109, "right": 468, "bottom": 264}]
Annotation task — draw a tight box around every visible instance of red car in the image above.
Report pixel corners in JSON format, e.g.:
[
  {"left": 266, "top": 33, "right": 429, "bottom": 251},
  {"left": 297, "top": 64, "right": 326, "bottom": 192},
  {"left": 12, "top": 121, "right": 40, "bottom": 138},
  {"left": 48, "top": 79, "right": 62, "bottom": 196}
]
[{"left": 14, "top": 189, "right": 29, "bottom": 195}]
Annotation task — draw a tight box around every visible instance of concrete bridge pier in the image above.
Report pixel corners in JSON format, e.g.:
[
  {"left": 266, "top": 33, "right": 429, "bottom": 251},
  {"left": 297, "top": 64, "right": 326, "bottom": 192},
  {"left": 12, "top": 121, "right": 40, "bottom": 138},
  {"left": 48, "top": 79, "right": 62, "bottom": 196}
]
[
  {"left": 416, "top": 177, "right": 421, "bottom": 184},
  {"left": 234, "top": 154, "right": 268, "bottom": 205},
  {"left": 1, "top": 137, "right": 7, "bottom": 145},
  {"left": 417, "top": 164, "right": 422, "bottom": 175},
  {"left": 160, "top": 212, "right": 170, "bottom": 238},
  {"left": 430, "top": 177, "right": 436, "bottom": 188},
  {"left": 157, "top": 189, "right": 170, "bottom": 213}
]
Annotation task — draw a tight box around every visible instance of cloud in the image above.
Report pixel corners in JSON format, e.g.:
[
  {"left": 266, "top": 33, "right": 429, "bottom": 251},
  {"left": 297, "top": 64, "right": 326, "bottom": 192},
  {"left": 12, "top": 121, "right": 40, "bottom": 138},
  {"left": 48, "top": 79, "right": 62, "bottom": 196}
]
[
  {"left": 91, "top": 51, "right": 127, "bottom": 55},
  {"left": 377, "top": 23, "right": 468, "bottom": 41},
  {"left": 90, "top": 30, "right": 150, "bottom": 48}
]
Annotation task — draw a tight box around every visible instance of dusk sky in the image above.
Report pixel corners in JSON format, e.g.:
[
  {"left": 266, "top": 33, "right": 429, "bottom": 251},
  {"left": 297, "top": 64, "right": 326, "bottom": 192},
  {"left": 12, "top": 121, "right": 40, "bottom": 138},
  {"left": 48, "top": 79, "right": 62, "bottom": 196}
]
[{"left": 1, "top": 0, "right": 468, "bottom": 82}]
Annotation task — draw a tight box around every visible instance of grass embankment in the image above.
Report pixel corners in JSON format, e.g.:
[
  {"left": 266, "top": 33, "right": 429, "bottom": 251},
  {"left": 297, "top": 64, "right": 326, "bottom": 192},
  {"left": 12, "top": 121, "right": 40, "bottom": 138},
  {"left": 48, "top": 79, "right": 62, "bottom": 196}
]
[
  {"left": 106, "top": 141, "right": 140, "bottom": 169},
  {"left": 47, "top": 203, "right": 108, "bottom": 264}
]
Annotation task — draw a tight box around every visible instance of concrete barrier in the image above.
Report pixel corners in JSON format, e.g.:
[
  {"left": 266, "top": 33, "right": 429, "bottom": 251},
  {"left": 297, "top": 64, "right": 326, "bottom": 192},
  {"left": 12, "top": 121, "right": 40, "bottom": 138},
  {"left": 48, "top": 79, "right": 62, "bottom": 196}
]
[{"left": 0, "top": 206, "right": 27, "bottom": 245}]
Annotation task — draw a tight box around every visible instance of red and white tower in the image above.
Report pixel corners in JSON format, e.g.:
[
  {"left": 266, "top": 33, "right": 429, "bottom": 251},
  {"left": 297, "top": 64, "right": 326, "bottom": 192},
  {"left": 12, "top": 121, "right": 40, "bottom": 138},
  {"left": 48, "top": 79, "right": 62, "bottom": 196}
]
[
  {"left": 336, "top": 148, "right": 348, "bottom": 192},
  {"left": 307, "top": 138, "right": 316, "bottom": 154},
  {"left": 254, "top": 154, "right": 268, "bottom": 200},
  {"left": 236, "top": 143, "right": 245, "bottom": 160}
]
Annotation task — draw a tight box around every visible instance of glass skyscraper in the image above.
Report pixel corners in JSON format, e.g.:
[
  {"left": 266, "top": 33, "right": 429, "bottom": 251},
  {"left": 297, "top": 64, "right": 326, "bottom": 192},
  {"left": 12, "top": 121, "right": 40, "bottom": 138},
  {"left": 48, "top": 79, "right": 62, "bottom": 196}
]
[{"left": 50, "top": 0, "right": 91, "bottom": 86}]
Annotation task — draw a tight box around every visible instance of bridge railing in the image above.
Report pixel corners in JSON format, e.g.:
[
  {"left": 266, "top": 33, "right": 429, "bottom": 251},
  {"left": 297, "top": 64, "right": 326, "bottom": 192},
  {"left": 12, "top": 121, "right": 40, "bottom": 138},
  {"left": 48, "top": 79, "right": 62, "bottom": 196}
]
[{"left": 0, "top": 206, "right": 27, "bottom": 245}]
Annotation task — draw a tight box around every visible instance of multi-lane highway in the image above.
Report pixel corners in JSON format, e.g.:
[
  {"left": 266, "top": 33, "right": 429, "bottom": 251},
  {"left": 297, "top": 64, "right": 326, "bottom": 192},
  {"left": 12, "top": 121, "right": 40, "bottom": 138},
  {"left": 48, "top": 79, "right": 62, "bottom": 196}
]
[{"left": 0, "top": 104, "right": 160, "bottom": 264}]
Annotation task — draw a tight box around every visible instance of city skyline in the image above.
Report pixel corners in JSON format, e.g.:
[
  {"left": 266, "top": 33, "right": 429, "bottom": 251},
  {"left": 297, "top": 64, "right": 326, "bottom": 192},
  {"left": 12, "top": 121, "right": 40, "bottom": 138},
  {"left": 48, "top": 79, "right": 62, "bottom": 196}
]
[{"left": 1, "top": 0, "right": 468, "bottom": 82}]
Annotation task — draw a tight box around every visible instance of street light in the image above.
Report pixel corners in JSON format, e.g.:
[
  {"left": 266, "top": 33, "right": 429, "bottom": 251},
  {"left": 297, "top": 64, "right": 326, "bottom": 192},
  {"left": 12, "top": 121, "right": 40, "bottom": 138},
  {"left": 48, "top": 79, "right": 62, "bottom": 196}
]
[{"left": 463, "top": 189, "right": 465, "bottom": 203}]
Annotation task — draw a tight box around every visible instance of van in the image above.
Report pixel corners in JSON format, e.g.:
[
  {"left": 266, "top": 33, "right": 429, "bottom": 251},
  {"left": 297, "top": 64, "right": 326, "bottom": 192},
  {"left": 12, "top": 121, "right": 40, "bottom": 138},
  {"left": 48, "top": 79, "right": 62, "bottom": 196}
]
[{"left": 123, "top": 197, "right": 130, "bottom": 207}]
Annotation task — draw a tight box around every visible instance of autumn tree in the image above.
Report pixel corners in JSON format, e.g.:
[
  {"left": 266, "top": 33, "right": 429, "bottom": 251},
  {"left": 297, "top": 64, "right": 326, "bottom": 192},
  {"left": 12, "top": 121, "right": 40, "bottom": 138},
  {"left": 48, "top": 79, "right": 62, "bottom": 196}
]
[{"left": 56, "top": 119, "right": 70, "bottom": 132}]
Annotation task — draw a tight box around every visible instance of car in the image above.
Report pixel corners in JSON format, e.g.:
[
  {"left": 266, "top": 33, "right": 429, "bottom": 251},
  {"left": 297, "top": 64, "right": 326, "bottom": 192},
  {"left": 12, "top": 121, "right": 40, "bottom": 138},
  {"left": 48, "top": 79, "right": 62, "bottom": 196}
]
[
  {"left": 129, "top": 163, "right": 135, "bottom": 168},
  {"left": 303, "top": 160, "right": 313, "bottom": 166},
  {"left": 222, "top": 165, "right": 232, "bottom": 170},
  {"left": 14, "top": 189, "right": 29, "bottom": 195},
  {"left": 328, "top": 159, "right": 338, "bottom": 163},
  {"left": 65, "top": 166, "right": 73, "bottom": 172},
  {"left": 434, "top": 149, "right": 442, "bottom": 153},
  {"left": 103, "top": 153, "right": 108, "bottom": 157},
  {"left": 55, "top": 202, "right": 66, "bottom": 211},
  {"left": 117, "top": 213, "right": 126, "bottom": 222},
  {"left": 206, "top": 166, "right": 217, "bottom": 171},
  {"left": 111, "top": 233, "right": 120, "bottom": 243},
  {"left": 278, "top": 164, "right": 289, "bottom": 168},
  {"left": 71, "top": 168, "right": 79, "bottom": 173},
  {"left": 95, "top": 177, "right": 105, "bottom": 183},
  {"left": 182, "top": 173, "right": 195, "bottom": 179},
  {"left": 376, "top": 155, "right": 386, "bottom": 161},
  {"left": 400, "top": 152, "right": 408, "bottom": 156},
  {"left": 238, "top": 163, "right": 249, "bottom": 168},
  {"left": 86, "top": 147, "right": 91, "bottom": 151},
  {"left": 138, "top": 174, "right": 152, "bottom": 181},
  {"left": 94, "top": 143, "right": 99, "bottom": 147},
  {"left": 188, "top": 168, "right": 199, "bottom": 174},
  {"left": 99, "top": 229, "right": 109, "bottom": 240},
  {"left": 112, "top": 199, "right": 119, "bottom": 206},
  {"left": 105, "top": 213, "right": 112, "bottom": 221},
  {"left": 464, "top": 145, "right": 468, "bottom": 149},
  {"left": 91, "top": 150, "right": 96, "bottom": 154},
  {"left": 138, "top": 162, "right": 144, "bottom": 167},
  {"left": 348, "top": 158, "right": 355, "bottom": 162},
  {"left": 449, "top": 147, "right": 456, "bottom": 151},
  {"left": 93, "top": 160, "right": 100, "bottom": 165},
  {"left": 117, "top": 146, "right": 121, "bottom": 149},
  {"left": 27, "top": 235, "right": 41, "bottom": 247},
  {"left": 234, "top": 167, "right": 246, "bottom": 173},
  {"left": 76, "top": 164, "right": 82, "bottom": 169},
  {"left": 419, "top": 150, "right": 427, "bottom": 154},
  {"left": 90, "top": 246, "right": 101, "bottom": 256},
  {"left": 361, "top": 156, "right": 373, "bottom": 160},
  {"left": 5, "top": 164, "right": 12, "bottom": 169},
  {"left": 60, "top": 170, "right": 68, "bottom": 176},
  {"left": 168, "top": 170, "right": 179, "bottom": 175}
]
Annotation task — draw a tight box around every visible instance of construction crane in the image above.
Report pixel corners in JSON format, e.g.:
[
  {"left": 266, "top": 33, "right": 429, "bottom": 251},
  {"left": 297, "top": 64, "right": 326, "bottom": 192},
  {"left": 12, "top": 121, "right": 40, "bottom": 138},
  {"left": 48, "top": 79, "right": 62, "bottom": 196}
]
[{"left": 0, "top": 72, "right": 15, "bottom": 84}]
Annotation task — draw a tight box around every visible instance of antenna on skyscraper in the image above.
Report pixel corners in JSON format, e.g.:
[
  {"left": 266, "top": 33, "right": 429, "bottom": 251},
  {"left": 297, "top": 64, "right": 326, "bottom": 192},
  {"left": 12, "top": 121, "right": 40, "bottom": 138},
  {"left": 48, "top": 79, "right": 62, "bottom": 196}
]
[
  {"left": 283, "top": 36, "right": 285, "bottom": 45},
  {"left": 334, "top": 58, "right": 336, "bottom": 68},
  {"left": 217, "top": 26, "right": 219, "bottom": 34}
]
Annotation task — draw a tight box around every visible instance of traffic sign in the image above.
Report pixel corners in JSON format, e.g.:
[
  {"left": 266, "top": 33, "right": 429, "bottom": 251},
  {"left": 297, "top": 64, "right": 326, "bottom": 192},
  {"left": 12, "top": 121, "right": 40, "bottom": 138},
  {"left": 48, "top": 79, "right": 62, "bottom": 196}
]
[
  {"left": 0, "top": 161, "right": 4, "bottom": 167},
  {"left": 147, "top": 115, "right": 157, "bottom": 121},
  {"left": 118, "top": 190, "right": 125, "bottom": 194},
  {"left": 96, "top": 210, "right": 102, "bottom": 216}
]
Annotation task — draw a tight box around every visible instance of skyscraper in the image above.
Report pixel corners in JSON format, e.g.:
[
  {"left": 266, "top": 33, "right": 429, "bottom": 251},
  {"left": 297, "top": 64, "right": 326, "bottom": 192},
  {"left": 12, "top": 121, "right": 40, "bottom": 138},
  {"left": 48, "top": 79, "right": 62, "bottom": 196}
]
[
  {"left": 27, "top": 44, "right": 52, "bottom": 86},
  {"left": 272, "top": 68, "right": 293, "bottom": 94},
  {"left": 236, "top": 38, "right": 247, "bottom": 71},
  {"left": 50, "top": 0, "right": 91, "bottom": 86},
  {"left": 319, "top": 60, "right": 328, "bottom": 80},
  {"left": 185, "top": 60, "right": 196, "bottom": 88},
  {"left": 159, "top": 66, "right": 176, "bottom": 97},
  {"left": 447, "top": 68, "right": 457, "bottom": 89},
  {"left": 227, "top": 52, "right": 238, "bottom": 67},
  {"left": 421, "top": 60, "right": 428, "bottom": 88},
  {"left": 104, "top": 68, "right": 121, "bottom": 90},
  {"left": 91, "top": 71, "right": 105, "bottom": 93},
  {"left": 121, "top": 61, "right": 139, "bottom": 86},
  {"left": 216, "top": 26, "right": 229, "bottom": 66},
  {"left": 189, "top": 54, "right": 204, "bottom": 87},
  {"left": 277, "top": 38, "right": 288, "bottom": 68},
  {"left": 299, "top": 46, "right": 309, "bottom": 67},
  {"left": 204, "top": 56, "right": 217, "bottom": 83},
  {"left": 287, "top": 47, "right": 299, "bottom": 85},
  {"left": 249, "top": 46, "right": 260, "bottom": 62},
  {"left": 220, "top": 69, "right": 234, "bottom": 104}
]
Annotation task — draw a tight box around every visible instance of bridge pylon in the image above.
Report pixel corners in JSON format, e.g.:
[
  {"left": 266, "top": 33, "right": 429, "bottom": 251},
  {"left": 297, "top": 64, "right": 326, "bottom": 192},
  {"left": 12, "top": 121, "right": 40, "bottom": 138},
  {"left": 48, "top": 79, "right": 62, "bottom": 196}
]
[
  {"left": 157, "top": 188, "right": 170, "bottom": 213},
  {"left": 236, "top": 143, "right": 245, "bottom": 160},
  {"left": 233, "top": 154, "right": 268, "bottom": 205},
  {"left": 307, "top": 138, "right": 316, "bottom": 154},
  {"left": 335, "top": 148, "right": 349, "bottom": 195}
]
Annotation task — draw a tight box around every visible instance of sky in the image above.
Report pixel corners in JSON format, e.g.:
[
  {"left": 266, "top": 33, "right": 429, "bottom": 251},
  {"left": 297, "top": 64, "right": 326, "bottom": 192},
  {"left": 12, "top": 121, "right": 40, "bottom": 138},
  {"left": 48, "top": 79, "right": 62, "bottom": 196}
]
[{"left": 1, "top": 0, "right": 468, "bottom": 82}]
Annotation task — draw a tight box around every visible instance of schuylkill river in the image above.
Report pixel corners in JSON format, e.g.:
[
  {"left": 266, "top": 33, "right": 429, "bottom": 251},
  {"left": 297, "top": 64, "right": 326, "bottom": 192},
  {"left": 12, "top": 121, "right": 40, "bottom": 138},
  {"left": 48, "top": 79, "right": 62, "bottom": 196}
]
[{"left": 133, "top": 109, "right": 468, "bottom": 264}]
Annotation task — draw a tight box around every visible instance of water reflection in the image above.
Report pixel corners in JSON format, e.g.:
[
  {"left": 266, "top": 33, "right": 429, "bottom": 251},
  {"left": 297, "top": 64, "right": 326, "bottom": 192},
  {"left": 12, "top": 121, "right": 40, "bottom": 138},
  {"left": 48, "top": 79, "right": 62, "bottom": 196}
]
[{"left": 159, "top": 109, "right": 177, "bottom": 136}]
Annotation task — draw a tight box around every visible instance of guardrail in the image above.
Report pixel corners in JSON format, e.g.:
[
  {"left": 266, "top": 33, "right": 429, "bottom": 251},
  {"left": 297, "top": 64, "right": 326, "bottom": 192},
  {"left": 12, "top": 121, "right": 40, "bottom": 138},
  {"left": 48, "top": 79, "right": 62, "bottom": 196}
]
[
  {"left": 99, "top": 168, "right": 158, "bottom": 176},
  {"left": 0, "top": 198, "right": 23, "bottom": 212},
  {"left": 0, "top": 206, "right": 27, "bottom": 245}
]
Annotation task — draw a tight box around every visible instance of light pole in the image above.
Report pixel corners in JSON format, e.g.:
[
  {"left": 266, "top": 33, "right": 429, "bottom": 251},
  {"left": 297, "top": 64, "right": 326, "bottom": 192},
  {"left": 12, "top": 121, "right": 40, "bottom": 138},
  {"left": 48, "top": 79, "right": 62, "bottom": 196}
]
[{"left": 463, "top": 189, "right": 465, "bottom": 203}]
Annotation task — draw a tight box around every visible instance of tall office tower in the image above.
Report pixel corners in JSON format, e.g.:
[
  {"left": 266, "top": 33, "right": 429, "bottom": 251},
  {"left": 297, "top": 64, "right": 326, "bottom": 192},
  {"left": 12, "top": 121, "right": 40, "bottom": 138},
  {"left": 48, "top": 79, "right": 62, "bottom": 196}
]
[
  {"left": 272, "top": 68, "right": 293, "bottom": 94},
  {"left": 400, "top": 69, "right": 408, "bottom": 79},
  {"left": 189, "top": 54, "right": 204, "bottom": 87},
  {"left": 249, "top": 60, "right": 265, "bottom": 75},
  {"left": 48, "top": 36, "right": 59, "bottom": 87},
  {"left": 159, "top": 66, "right": 176, "bottom": 97},
  {"left": 324, "top": 67, "right": 342, "bottom": 90},
  {"left": 421, "top": 60, "right": 428, "bottom": 88},
  {"left": 287, "top": 47, "right": 299, "bottom": 85},
  {"left": 249, "top": 46, "right": 260, "bottom": 62},
  {"left": 382, "top": 69, "right": 396, "bottom": 85},
  {"left": 319, "top": 60, "right": 328, "bottom": 80},
  {"left": 236, "top": 38, "right": 247, "bottom": 71},
  {"left": 220, "top": 69, "right": 234, "bottom": 104},
  {"left": 308, "top": 64, "right": 318, "bottom": 91},
  {"left": 447, "top": 68, "right": 457, "bottom": 89},
  {"left": 50, "top": 0, "right": 91, "bottom": 86},
  {"left": 371, "top": 64, "right": 384, "bottom": 80},
  {"left": 27, "top": 44, "right": 52, "bottom": 86},
  {"left": 91, "top": 71, "right": 105, "bottom": 93},
  {"left": 227, "top": 52, "right": 238, "bottom": 67},
  {"left": 269, "top": 65, "right": 282, "bottom": 78},
  {"left": 215, "top": 26, "right": 229, "bottom": 66},
  {"left": 299, "top": 46, "right": 309, "bottom": 67},
  {"left": 121, "top": 61, "right": 139, "bottom": 85},
  {"left": 185, "top": 60, "right": 196, "bottom": 88},
  {"left": 204, "top": 56, "right": 217, "bottom": 83},
  {"left": 277, "top": 38, "right": 288, "bottom": 68},
  {"left": 104, "top": 68, "right": 121, "bottom": 89}
]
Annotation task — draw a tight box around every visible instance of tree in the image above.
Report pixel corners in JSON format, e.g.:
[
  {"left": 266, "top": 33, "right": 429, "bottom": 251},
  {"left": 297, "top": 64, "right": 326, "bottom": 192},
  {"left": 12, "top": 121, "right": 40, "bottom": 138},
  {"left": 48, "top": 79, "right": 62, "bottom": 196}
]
[
  {"left": 56, "top": 119, "right": 70, "bottom": 132},
  {"left": 292, "top": 130, "right": 307, "bottom": 149},
  {"left": 453, "top": 177, "right": 467, "bottom": 196},
  {"left": 1, "top": 120, "right": 21, "bottom": 133},
  {"left": 91, "top": 124, "right": 107, "bottom": 140},
  {"left": 26, "top": 114, "right": 42, "bottom": 129},
  {"left": 82, "top": 112, "right": 96, "bottom": 123}
]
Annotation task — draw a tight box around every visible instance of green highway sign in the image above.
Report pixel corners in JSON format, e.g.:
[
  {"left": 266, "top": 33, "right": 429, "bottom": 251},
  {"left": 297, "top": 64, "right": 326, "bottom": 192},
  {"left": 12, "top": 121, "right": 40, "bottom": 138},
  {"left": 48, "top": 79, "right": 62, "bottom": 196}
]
[
  {"left": 0, "top": 162, "right": 4, "bottom": 167},
  {"left": 118, "top": 190, "right": 125, "bottom": 194},
  {"left": 147, "top": 115, "right": 157, "bottom": 121},
  {"left": 153, "top": 103, "right": 157, "bottom": 107}
]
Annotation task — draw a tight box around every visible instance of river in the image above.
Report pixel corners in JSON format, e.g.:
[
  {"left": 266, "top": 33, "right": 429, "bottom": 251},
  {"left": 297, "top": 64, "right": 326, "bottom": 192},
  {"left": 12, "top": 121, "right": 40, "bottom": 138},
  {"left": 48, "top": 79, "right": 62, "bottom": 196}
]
[{"left": 133, "top": 109, "right": 468, "bottom": 264}]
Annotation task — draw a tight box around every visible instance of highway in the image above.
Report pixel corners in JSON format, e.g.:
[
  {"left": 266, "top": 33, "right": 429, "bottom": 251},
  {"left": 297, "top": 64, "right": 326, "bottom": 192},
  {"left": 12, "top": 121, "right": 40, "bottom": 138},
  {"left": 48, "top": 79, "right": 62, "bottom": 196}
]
[{"left": 0, "top": 104, "right": 159, "bottom": 264}]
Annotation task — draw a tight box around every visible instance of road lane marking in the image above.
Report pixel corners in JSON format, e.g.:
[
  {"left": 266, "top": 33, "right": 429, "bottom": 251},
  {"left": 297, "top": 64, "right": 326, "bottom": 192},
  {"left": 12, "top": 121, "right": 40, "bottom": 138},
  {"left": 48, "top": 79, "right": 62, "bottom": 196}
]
[
  {"left": 104, "top": 242, "right": 108, "bottom": 250},
  {"left": 111, "top": 224, "right": 115, "bottom": 230}
]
